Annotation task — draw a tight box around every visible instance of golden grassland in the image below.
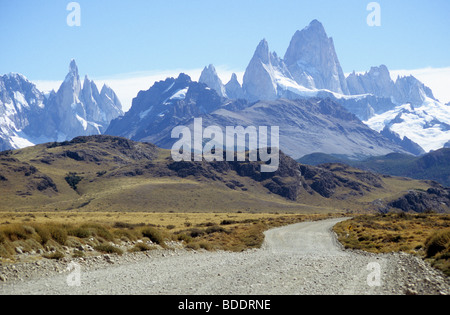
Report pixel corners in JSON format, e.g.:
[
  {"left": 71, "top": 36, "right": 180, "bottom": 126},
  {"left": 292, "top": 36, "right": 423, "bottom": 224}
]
[
  {"left": 334, "top": 213, "right": 450, "bottom": 276},
  {"left": 0, "top": 211, "right": 344, "bottom": 262}
]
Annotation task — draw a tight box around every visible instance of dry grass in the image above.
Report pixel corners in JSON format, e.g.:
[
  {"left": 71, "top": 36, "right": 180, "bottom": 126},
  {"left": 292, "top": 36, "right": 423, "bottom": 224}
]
[
  {"left": 334, "top": 213, "right": 450, "bottom": 276},
  {"left": 0, "top": 211, "right": 344, "bottom": 261}
]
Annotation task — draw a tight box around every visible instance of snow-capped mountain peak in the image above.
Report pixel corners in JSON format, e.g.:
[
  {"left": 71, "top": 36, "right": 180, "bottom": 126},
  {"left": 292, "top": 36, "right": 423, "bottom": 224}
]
[
  {"left": 284, "top": 20, "right": 349, "bottom": 95},
  {"left": 0, "top": 60, "right": 123, "bottom": 150},
  {"left": 199, "top": 64, "right": 227, "bottom": 98}
]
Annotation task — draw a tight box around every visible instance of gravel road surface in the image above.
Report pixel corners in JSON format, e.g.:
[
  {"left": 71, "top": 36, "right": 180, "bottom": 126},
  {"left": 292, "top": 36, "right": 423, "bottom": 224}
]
[{"left": 1, "top": 218, "right": 448, "bottom": 295}]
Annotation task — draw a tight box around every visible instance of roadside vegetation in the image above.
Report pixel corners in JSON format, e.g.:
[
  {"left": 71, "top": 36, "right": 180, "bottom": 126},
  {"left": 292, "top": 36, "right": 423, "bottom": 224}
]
[
  {"left": 0, "top": 212, "right": 343, "bottom": 262},
  {"left": 334, "top": 213, "right": 450, "bottom": 276}
]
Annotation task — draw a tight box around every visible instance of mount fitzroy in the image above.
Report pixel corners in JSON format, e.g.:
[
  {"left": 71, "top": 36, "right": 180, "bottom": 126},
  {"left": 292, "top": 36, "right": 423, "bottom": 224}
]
[
  {"left": 106, "top": 20, "right": 449, "bottom": 159},
  {"left": 3, "top": 20, "right": 449, "bottom": 159},
  {"left": 0, "top": 60, "right": 123, "bottom": 151}
]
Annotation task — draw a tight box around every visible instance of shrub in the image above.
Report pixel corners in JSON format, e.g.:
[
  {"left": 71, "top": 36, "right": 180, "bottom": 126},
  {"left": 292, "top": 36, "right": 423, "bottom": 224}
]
[
  {"left": 44, "top": 251, "right": 65, "bottom": 260},
  {"left": 206, "top": 225, "right": 226, "bottom": 234},
  {"left": 79, "top": 224, "right": 114, "bottom": 241},
  {"left": 187, "top": 228, "right": 205, "bottom": 238},
  {"left": 113, "top": 222, "right": 134, "bottom": 229},
  {"left": 68, "top": 227, "right": 91, "bottom": 239},
  {"left": 49, "top": 227, "right": 68, "bottom": 245},
  {"left": 141, "top": 227, "right": 164, "bottom": 245},
  {"left": 186, "top": 242, "right": 212, "bottom": 251},
  {"left": 221, "top": 220, "right": 237, "bottom": 226},
  {"left": 425, "top": 229, "right": 450, "bottom": 258},
  {"left": 94, "top": 244, "right": 123, "bottom": 255},
  {"left": 186, "top": 243, "right": 200, "bottom": 250},
  {"left": 130, "top": 243, "right": 153, "bottom": 252},
  {"left": 34, "top": 225, "right": 51, "bottom": 245},
  {"left": 2, "top": 225, "right": 30, "bottom": 242},
  {"left": 65, "top": 172, "right": 83, "bottom": 190},
  {"left": 177, "top": 233, "right": 193, "bottom": 243},
  {"left": 23, "top": 226, "right": 36, "bottom": 235},
  {"left": 199, "top": 242, "right": 212, "bottom": 250},
  {"left": 72, "top": 250, "right": 85, "bottom": 258}
]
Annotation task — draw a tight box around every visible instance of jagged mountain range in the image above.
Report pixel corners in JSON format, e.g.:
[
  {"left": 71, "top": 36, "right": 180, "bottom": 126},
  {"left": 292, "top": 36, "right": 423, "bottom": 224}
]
[
  {"left": 0, "top": 60, "right": 123, "bottom": 151},
  {"left": 1, "top": 20, "right": 449, "bottom": 159},
  {"left": 106, "top": 73, "right": 410, "bottom": 160},
  {"left": 195, "top": 21, "right": 450, "bottom": 153},
  {"left": 106, "top": 20, "right": 448, "bottom": 158}
]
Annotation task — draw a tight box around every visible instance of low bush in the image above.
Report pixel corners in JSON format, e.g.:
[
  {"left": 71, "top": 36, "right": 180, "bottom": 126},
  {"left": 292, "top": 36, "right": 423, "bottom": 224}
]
[
  {"left": 94, "top": 244, "right": 123, "bottom": 255},
  {"left": 186, "top": 228, "right": 205, "bottom": 238},
  {"left": 65, "top": 172, "right": 83, "bottom": 191},
  {"left": 49, "top": 227, "right": 68, "bottom": 245},
  {"left": 129, "top": 243, "right": 154, "bottom": 252},
  {"left": 206, "top": 225, "right": 226, "bottom": 234},
  {"left": 141, "top": 227, "right": 165, "bottom": 245},
  {"left": 425, "top": 229, "right": 450, "bottom": 258},
  {"left": 44, "top": 251, "right": 65, "bottom": 260}
]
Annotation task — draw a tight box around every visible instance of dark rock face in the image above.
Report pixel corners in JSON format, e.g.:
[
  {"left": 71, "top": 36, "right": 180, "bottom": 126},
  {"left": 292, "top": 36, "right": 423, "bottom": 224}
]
[
  {"left": 389, "top": 187, "right": 450, "bottom": 213},
  {"left": 300, "top": 163, "right": 383, "bottom": 199},
  {"left": 163, "top": 149, "right": 386, "bottom": 201},
  {"left": 0, "top": 158, "right": 58, "bottom": 193}
]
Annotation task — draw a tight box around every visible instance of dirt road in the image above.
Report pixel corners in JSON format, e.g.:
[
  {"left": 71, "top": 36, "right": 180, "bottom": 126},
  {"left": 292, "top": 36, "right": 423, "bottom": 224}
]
[{"left": 1, "top": 218, "right": 448, "bottom": 295}]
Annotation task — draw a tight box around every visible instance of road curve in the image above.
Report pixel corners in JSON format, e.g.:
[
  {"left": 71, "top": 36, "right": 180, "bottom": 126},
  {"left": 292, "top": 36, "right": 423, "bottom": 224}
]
[{"left": 1, "top": 218, "right": 448, "bottom": 295}]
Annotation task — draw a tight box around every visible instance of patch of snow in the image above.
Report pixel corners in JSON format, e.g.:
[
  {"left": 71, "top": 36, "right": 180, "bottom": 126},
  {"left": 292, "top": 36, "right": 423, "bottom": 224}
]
[
  {"left": 273, "top": 69, "right": 319, "bottom": 98},
  {"left": 13, "top": 91, "right": 29, "bottom": 110},
  {"left": 170, "top": 88, "right": 189, "bottom": 101},
  {"left": 9, "top": 134, "right": 35, "bottom": 149},
  {"left": 365, "top": 98, "right": 450, "bottom": 152},
  {"left": 139, "top": 107, "right": 153, "bottom": 120},
  {"left": 76, "top": 114, "right": 88, "bottom": 131},
  {"left": 163, "top": 82, "right": 175, "bottom": 94}
]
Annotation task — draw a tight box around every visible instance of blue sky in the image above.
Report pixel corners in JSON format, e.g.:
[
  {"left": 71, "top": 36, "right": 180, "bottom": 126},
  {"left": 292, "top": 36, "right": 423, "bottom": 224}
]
[{"left": 1, "top": 0, "right": 450, "bottom": 109}]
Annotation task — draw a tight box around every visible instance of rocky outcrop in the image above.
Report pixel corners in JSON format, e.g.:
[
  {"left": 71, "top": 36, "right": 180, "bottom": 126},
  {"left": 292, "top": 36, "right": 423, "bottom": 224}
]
[{"left": 389, "top": 187, "right": 450, "bottom": 213}]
